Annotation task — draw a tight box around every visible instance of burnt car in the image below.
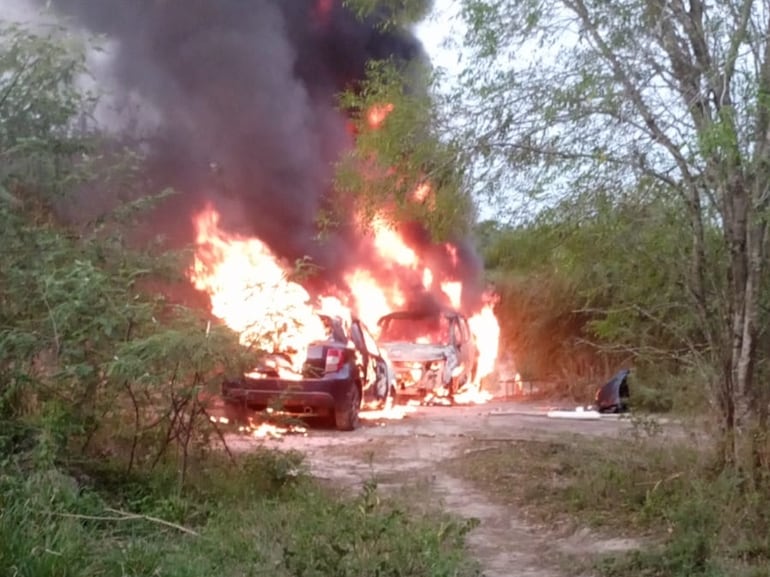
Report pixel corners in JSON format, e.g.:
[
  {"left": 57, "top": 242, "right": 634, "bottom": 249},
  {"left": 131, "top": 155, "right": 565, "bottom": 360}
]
[
  {"left": 222, "top": 314, "right": 392, "bottom": 430},
  {"left": 377, "top": 309, "right": 479, "bottom": 402}
]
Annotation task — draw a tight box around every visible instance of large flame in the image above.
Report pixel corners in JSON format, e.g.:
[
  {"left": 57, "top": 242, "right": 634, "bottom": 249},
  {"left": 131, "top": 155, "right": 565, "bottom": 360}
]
[
  {"left": 189, "top": 100, "right": 505, "bottom": 411},
  {"left": 190, "top": 206, "right": 334, "bottom": 372},
  {"left": 190, "top": 205, "right": 503, "bottom": 396},
  {"left": 468, "top": 295, "right": 501, "bottom": 383}
]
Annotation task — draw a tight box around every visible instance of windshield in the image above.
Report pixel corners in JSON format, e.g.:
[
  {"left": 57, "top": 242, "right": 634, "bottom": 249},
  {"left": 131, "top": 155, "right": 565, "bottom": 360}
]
[{"left": 379, "top": 315, "right": 450, "bottom": 345}]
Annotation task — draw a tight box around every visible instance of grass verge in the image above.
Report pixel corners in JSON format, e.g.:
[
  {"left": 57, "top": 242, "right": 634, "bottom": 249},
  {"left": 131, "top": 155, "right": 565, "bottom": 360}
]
[
  {"left": 444, "top": 434, "right": 770, "bottom": 577},
  {"left": 1, "top": 446, "right": 480, "bottom": 577}
]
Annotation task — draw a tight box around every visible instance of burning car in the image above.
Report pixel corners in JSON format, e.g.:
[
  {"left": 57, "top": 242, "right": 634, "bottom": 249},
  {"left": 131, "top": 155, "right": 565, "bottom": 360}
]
[
  {"left": 377, "top": 309, "right": 479, "bottom": 402},
  {"left": 222, "top": 313, "right": 392, "bottom": 430}
]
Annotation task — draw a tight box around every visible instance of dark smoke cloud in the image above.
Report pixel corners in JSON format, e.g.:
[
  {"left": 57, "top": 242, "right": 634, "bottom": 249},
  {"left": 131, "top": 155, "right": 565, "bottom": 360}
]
[{"left": 39, "top": 0, "right": 484, "bottom": 311}]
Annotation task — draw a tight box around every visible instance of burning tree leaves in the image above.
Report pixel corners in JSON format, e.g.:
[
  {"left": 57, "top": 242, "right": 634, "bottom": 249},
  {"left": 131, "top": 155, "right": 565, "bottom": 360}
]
[
  {"left": 25, "top": 0, "right": 493, "bottom": 344},
  {"left": 335, "top": 59, "right": 476, "bottom": 243}
]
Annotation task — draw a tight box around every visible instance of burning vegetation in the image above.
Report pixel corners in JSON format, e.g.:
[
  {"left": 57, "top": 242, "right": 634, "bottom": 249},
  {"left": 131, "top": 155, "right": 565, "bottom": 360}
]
[{"left": 39, "top": 0, "right": 505, "bottom": 413}]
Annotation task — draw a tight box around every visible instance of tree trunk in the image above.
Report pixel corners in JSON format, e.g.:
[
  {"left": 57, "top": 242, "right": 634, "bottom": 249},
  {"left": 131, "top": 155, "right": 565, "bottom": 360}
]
[{"left": 721, "top": 178, "right": 766, "bottom": 482}]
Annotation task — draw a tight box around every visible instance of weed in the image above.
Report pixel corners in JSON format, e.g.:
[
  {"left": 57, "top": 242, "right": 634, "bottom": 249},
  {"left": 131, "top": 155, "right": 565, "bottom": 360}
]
[
  {"left": 445, "top": 436, "right": 770, "bottom": 576},
  {"left": 0, "top": 447, "right": 479, "bottom": 577}
]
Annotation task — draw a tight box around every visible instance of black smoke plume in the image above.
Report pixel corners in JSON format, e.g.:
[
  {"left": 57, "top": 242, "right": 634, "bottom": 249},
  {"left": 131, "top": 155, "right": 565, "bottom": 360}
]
[{"left": 41, "top": 0, "right": 484, "bottom": 311}]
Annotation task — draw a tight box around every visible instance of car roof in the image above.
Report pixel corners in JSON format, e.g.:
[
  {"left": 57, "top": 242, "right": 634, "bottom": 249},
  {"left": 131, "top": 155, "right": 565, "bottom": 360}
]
[{"left": 378, "top": 309, "right": 461, "bottom": 324}]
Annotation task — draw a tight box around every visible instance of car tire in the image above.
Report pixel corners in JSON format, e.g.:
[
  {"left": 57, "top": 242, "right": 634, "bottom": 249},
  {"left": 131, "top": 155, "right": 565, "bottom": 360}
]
[{"left": 335, "top": 382, "right": 361, "bottom": 431}]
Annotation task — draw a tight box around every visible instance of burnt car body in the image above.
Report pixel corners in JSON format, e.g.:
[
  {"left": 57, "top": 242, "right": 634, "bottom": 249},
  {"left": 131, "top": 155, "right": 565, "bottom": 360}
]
[
  {"left": 377, "top": 309, "right": 479, "bottom": 401},
  {"left": 222, "top": 314, "right": 392, "bottom": 430}
]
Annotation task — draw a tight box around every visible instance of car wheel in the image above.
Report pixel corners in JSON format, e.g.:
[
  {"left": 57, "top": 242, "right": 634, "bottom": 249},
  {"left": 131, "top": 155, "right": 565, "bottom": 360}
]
[{"left": 335, "top": 382, "right": 361, "bottom": 431}]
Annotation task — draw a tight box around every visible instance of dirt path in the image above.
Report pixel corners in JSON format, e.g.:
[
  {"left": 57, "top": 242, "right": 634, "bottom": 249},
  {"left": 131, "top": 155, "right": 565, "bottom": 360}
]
[{"left": 222, "top": 401, "right": 667, "bottom": 577}]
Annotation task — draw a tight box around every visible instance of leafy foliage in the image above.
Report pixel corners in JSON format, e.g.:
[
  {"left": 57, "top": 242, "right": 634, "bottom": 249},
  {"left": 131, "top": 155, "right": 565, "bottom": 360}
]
[
  {"left": 335, "top": 59, "right": 476, "bottom": 241},
  {"left": 0, "top": 451, "right": 479, "bottom": 577},
  {"left": 0, "top": 23, "right": 94, "bottom": 197},
  {"left": 0, "top": 21, "right": 250, "bottom": 480},
  {"left": 458, "top": 0, "right": 770, "bottom": 472},
  {"left": 343, "top": 0, "right": 434, "bottom": 29},
  {"left": 477, "top": 184, "right": 717, "bottom": 409}
]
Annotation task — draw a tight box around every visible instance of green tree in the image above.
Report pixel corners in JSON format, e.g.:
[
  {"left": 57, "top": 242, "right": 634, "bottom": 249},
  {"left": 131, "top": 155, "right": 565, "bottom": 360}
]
[
  {"left": 353, "top": 0, "right": 770, "bottom": 477},
  {"left": 0, "top": 22, "right": 250, "bottom": 482},
  {"left": 335, "top": 58, "right": 476, "bottom": 241}
]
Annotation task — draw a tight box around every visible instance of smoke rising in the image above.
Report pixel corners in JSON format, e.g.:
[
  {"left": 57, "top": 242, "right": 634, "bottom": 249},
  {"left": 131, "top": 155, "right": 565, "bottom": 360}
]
[{"left": 31, "top": 0, "right": 484, "bottom": 312}]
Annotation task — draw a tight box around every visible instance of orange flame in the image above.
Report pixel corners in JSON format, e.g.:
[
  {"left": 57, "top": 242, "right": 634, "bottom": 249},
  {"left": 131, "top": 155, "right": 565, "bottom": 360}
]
[
  {"left": 344, "top": 268, "right": 404, "bottom": 330},
  {"left": 440, "top": 281, "right": 462, "bottom": 310},
  {"left": 189, "top": 203, "right": 504, "bottom": 409},
  {"left": 412, "top": 182, "right": 432, "bottom": 203},
  {"left": 245, "top": 421, "right": 308, "bottom": 439},
  {"left": 189, "top": 205, "right": 333, "bottom": 370},
  {"left": 422, "top": 267, "right": 433, "bottom": 290},
  {"left": 371, "top": 217, "right": 418, "bottom": 268},
  {"left": 468, "top": 298, "right": 500, "bottom": 383},
  {"left": 445, "top": 244, "right": 458, "bottom": 268},
  {"left": 359, "top": 402, "right": 417, "bottom": 421},
  {"left": 367, "top": 102, "right": 394, "bottom": 129}
]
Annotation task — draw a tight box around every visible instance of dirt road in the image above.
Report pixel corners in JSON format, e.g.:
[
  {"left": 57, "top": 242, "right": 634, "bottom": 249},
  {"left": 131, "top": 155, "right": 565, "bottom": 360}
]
[{"left": 223, "top": 401, "right": 655, "bottom": 577}]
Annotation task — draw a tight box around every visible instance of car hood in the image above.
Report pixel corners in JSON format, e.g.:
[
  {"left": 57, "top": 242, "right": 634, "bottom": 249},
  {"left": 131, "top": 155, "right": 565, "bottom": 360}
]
[{"left": 380, "top": 342, "right": 453, "bottom": 362}]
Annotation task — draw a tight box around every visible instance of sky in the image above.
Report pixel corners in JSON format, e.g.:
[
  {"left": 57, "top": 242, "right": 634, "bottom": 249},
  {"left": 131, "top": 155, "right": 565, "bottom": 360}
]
[
  {"left": 414, "top": 2, "right": 564, "bottom": 223},
  {"left": 415, "top": 2, "right": 506, "bottom": 221},
  {"left": 414, "top": 0, "right": 466, "bottom": 87}
]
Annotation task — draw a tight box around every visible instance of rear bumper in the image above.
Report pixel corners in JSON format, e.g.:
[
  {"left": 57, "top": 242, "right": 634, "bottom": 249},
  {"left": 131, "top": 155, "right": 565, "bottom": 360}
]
[{"left": 222, "top": 377, "right": 352, "bottom": 410}]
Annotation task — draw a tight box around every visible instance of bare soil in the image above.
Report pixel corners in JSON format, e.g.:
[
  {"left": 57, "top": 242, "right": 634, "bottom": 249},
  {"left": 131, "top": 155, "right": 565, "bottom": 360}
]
[{"left": 221, "top": 401, "right": 679, "bottom": 577}]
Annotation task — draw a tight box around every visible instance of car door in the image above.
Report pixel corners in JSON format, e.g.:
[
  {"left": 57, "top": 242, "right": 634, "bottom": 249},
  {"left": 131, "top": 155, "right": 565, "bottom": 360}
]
[
  {"left": 349, "top": 321, "right": 370, "bottom": 382},
  {"left": 356, "top": 320, "right": 390, "bottom": 402}
]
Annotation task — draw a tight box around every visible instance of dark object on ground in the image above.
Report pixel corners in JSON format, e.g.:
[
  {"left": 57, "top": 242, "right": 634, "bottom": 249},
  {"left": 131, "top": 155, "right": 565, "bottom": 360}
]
[
  {"left": 222, "top": 315, "right": 392, "bottom": 431},
  {"left": 377, "top": 309, "right": 479, "bottom": 402},
  {"left": 595, "top": 369, "right": 630, "bottom": 413}
]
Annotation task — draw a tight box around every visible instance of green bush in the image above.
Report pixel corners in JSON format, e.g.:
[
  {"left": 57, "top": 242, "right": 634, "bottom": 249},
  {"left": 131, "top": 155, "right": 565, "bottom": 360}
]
[{"left": 0, "top": 449, "right": 478, "bottom": 577}]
